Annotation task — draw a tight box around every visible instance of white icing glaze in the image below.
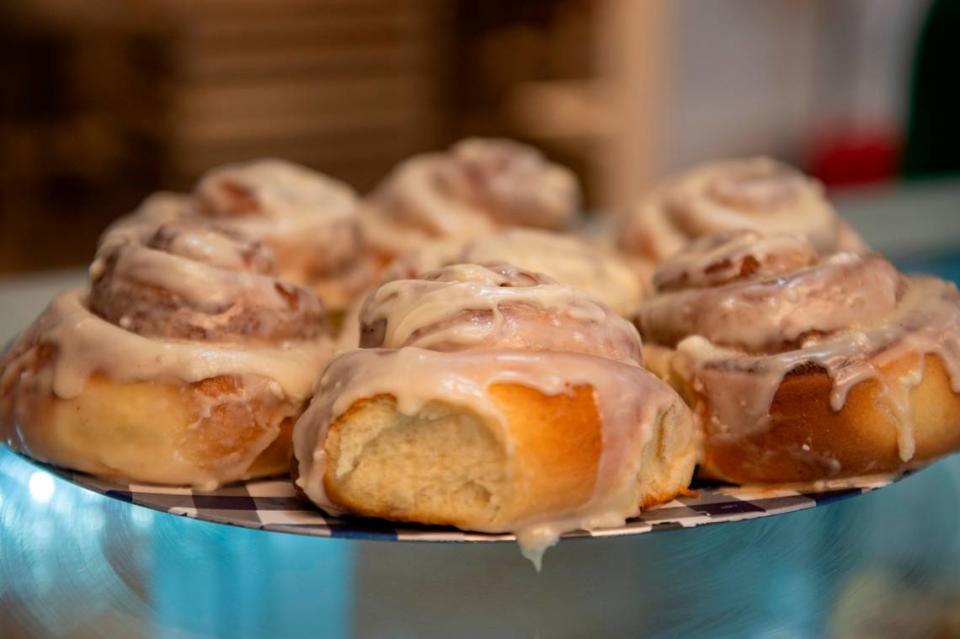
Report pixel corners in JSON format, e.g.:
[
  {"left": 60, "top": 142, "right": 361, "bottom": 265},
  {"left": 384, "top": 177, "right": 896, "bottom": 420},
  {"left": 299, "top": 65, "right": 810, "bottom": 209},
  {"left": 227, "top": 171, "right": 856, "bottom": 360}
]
[
  {"left": 127, "top": 191, "right": 194, "bottom": 226},
  {"left": 383, "top": 228, "right": 645, "bottom": 316},
  {"left": 4, "top": 215, "right": 335, "bottom": 412},
  {"left": 641, "top": 252, "right": 900, "bottom": 353},
  {"left": 361, "top": 263, "right": 642, "bottom": 363},
  {"left": 196, "top": 158, "right": 356, "bottom": 224},
  {"left": 361, "top": 138, "right": 580, "bottom": 256},
  {"left": 449, "top": 138, "right": 580, "bottom": 230},
  {"left": 674, "top": 277, "right": 960, "bottom": 460},
  {"left": 295, "top": 259, "right": 692, "bottom": 565},
  {"left": 622, "top": 157, "right": 868, "bottom": 260},
  {"left": 91, "top": 222, "right": 327, "bottom": 343},
  {"left": 103, "top": 160, "right": 368, "bottom": 307},
  {"left": 11, "top": 289, "right": 331, "bottom": 402},
  {"left": 379, "top": 237, "right": 467, "bottom": 281},
  {"left": 361, "top": 153, "right": 495, "bottom": 252},
  {"left": 293, "top": 347, "right": 686, "bottom": 566},
  {"left": 641, "top": 231, "right": 960, "bottom": 464},
  {"left": 103, "top": 231, "right": 280, "bottom": 311},
  {"left": 196, "top": 159, "right": 363, "bottom": 276},
  {"left": 95, "top": 192, "right": 194, "bottom": 263},
  {"left": 652, "top": 230, "right": 816, "bottom": 292},
  {"left": 112, "top": 160, "right": 358, "bottom": 249}
]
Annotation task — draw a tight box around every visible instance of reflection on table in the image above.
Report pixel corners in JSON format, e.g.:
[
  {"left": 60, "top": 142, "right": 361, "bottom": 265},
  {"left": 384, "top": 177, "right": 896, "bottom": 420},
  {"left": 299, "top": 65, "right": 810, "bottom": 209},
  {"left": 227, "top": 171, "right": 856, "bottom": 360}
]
[{"left": 2, "top": 442, "right": 960, "bottom": 638}]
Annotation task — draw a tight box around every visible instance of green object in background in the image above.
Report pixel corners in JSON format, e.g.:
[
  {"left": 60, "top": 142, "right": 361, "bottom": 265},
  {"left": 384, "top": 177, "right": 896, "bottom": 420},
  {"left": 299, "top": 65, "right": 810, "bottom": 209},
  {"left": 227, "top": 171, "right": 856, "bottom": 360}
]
[{"left": 903, "top": 0, "right": 960, "bottom": 179}]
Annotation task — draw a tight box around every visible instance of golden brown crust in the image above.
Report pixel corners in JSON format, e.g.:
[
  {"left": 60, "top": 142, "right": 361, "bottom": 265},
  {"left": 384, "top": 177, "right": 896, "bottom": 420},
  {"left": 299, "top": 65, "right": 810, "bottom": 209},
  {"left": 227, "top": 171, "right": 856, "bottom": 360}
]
[
  {"left": 660, "top": 350, "right": 960, "bottom": 483},
  {"left": 321, "top": 384, "right": 601, "bottom": 530},
  {"left": 637, "top": 230, "right": 960, "bottom": 484},
  {"left": 486, "top": 383, "right": 601, "bottom": 518},
  {"left": 319, "top": 381, "right": 694, "bottom": 531},
  {"left": 0, "top": 210, "right": 332, "bottom": 487},
  {"left": 4, "top": 371, "right": 298, "bottom": 487}
]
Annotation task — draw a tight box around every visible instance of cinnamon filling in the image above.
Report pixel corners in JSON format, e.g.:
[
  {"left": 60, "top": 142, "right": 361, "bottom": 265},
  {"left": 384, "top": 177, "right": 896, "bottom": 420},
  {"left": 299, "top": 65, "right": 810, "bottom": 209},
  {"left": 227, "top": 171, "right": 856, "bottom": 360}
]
[
  {"left": 294, "top": 259, "right": 690, "bottom": 564},
  {"left": 89, "top": 222, "right": 327, "bottom": 343},
  {"left": 622, "top": 157, "right": 862, "bottom": 258},
  {"left": 639, "top": 230, "right": 960, "bottom": 463},
  {"left": 360, "top": 263, "right": 642, "bottom": 363}
]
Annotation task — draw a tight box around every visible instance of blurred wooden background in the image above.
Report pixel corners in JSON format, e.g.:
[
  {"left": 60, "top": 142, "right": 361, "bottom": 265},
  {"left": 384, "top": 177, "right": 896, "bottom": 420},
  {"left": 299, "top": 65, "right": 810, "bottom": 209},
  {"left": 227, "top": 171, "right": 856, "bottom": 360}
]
[{"left": 0, "top": 0, "right": 931, "bottom": 274}]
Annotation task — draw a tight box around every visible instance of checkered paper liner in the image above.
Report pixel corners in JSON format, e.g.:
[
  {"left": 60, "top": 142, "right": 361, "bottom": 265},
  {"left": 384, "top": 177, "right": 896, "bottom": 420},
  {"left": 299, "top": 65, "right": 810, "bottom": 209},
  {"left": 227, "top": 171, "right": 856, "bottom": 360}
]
[{"left": 40, "top": 460, "right": 904, "bottom": 542}]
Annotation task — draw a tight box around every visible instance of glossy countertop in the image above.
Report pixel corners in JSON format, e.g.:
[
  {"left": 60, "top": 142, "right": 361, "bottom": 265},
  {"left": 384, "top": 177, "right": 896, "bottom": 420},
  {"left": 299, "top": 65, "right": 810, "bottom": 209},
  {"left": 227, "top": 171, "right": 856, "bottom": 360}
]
[
  {"left": 2, "top": 181, "right": 960, "bottom": 638},
  {"left": 3, "top": 444, "right": 960, "bottom": 638}
]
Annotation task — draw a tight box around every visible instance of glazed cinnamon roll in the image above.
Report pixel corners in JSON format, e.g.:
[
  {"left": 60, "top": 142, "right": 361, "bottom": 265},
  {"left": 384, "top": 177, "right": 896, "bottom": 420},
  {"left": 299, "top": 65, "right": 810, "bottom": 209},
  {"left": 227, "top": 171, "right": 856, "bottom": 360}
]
[
  {"left": 294, "top": 263, "right": 696, "bottom": 565},
  {"left": 112, "top": 158, "right": 374, "bottom": 316},
  {"left": 620, "top": 157, "right": 867, "bottom": 263},
  {"left": 360, "top": 138, "right": 581, "bottom": 261},
  {"left": 0, "top": 221, "right": 334, "bottom": 488},
  {"left": 637, "top": 230, "right": 960, "bottom": 483},
  {"left": 381, "top": 228, "right": 646, "bottom": 317}
]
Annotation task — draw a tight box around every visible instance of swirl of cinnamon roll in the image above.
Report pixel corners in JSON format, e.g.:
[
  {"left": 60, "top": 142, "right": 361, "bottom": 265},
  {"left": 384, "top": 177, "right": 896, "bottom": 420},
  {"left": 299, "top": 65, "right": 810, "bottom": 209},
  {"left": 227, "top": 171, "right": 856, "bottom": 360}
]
[
  {"left": 637, "top": 230, "right": 960, "bottom": 483},
  {"left": 90, "top": 222, "right": 327, "bottom": 342},
  {"left": 640, "top": 231, "right": 899, "bottom": 353},
  {"left": 381, "top": 228, "right": 646, "bottom": 317},
  {"left": 293, "top": 261, "right": 696, "bottom": 566},
  {"left": 109, "top": 158, "right": 373, "bottom": 315},
  {"left": 1, "top": 220, "right": 334, "bottom": 488},
  {"left": 360, "top": 138, "right": 581, "bottom": 259},
  {"left": 359, "top": 262, "right": 642, "bottom": 363},
  {"left": 620, "top": 157, "right": 867, "bottom": 262}
]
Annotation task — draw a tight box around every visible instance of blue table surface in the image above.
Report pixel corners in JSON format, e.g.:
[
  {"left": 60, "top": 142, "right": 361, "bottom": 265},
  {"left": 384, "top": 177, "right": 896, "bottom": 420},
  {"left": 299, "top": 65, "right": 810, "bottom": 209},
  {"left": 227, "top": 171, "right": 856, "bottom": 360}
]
[{"left": 3, "top": 206, "right": 960, "bottom": 638}]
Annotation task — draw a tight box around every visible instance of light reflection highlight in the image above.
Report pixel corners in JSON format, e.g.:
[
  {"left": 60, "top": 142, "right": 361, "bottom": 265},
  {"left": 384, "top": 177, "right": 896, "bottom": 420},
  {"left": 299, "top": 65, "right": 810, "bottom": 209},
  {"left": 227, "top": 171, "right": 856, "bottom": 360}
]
[{"left": 28, "top": 471, "right": 55, "bottom": 503}]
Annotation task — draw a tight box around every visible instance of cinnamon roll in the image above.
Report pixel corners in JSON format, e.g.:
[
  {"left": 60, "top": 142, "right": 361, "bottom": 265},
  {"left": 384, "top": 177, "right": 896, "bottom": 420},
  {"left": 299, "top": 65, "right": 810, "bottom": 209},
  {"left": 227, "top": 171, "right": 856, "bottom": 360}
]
[
  {"left": 620, "top": 157, "right": 867, "bottom": 263},
  {"left": 360, "top": 138, "right": 581, "bottom": 261},
  {"left": 112, "top": 158, "right": 374, "bottom": 315},
  {"left": 381, "top": 228, "right": 646, "bottom": 317},
  {"left": 0, "top": 221, "right": 334, "bottom": 488},
  {"left": 637, "top": 230, "right": 960, "bottom": 483},
  {"left": 294, "top": 263, "right": 696, "bottom": 565}
]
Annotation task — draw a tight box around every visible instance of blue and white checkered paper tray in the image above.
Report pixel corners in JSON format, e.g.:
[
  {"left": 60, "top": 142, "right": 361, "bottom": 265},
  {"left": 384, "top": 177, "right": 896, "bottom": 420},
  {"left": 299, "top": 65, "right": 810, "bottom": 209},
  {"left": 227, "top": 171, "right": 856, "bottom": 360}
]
[{"left": 38, "top": 459, "right": 903, "bottom": 542}]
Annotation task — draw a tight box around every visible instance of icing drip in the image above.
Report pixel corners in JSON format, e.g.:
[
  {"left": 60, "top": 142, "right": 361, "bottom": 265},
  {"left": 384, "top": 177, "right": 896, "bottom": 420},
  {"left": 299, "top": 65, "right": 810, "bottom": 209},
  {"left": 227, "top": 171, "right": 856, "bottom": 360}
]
[
  {"left": 447, "top": 138, "right": 580, "bottom": 230},
  {"left": 195, "top": 158, "right": 362, "bottom": 275},
  {"left": 90, "top": 223, "right": 328, "bottom": 343},
  {"left": 361, "top": 263, "right": 642, "bottom": 363},
  {"left": 640, "top": 252, "right": 900, "bottom": 353},
  {"left": 621, "top": 157, "right": 868, "bottom": 260},
  {"left": 197, "top": 158, "right": 356, "bottom": 223},
  {"left": 146, "top": 223, "right": 275, "bottom": 274},
  {"left": 102, "top": 159, "right": 368, "bottom": 307},
  {"left": 383, "top": 228, "right": 645, "bottom": 316},
  {"left": 361, "top": 138, "right": 580, "bottom": 255},
  {"left": 3, "top": 218, "right": 334, "bottom": 405},
  {"left": 652, "top": 230, "right": 817, "bottom": 292},
  {"left": 5, "top": 289, "right": 331, "bottom": 403},
  {"left": 295, "top": 260, "right": 692, "bottom": 565},
  {"left": 641, "top": 231, "right": 960, "bottom": 464},
  {"left": 293, "top": 348, "right": 687, "bottom": 566}
]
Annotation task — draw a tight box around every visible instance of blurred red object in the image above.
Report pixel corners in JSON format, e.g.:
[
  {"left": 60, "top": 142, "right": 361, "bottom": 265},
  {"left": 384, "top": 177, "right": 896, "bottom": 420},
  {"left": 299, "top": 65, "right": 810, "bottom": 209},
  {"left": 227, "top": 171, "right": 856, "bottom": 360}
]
[{"left": 808, "top": 125, "right": 900, "bottom": 188}]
